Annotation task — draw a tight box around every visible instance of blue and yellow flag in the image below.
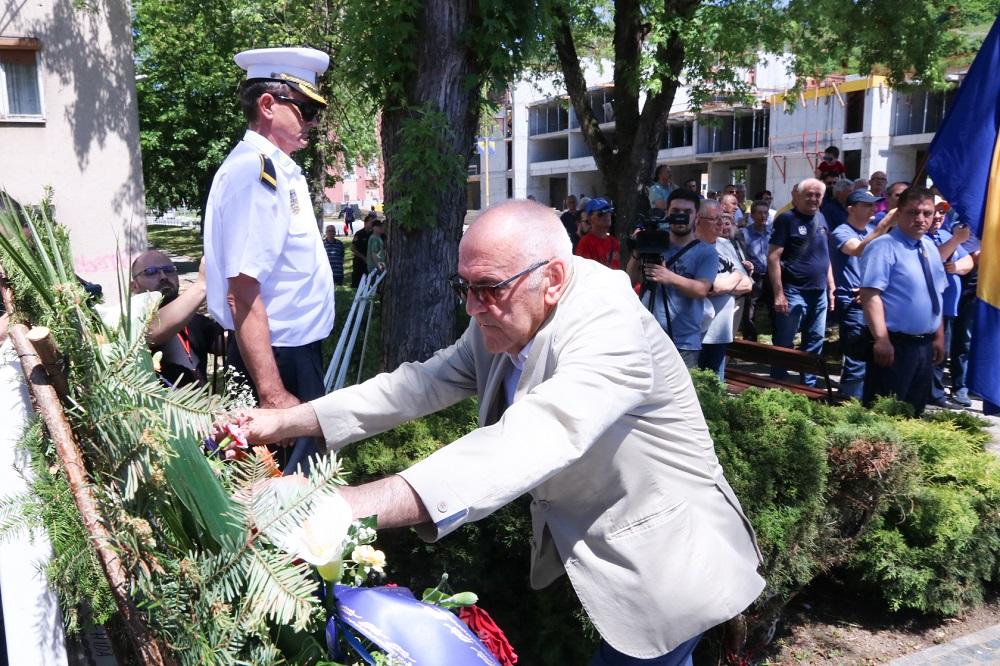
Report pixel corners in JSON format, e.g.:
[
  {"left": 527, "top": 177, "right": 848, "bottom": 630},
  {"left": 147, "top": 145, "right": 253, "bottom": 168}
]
[{"left": 926, "top": 16, "right": 1000, "bottom": 415}]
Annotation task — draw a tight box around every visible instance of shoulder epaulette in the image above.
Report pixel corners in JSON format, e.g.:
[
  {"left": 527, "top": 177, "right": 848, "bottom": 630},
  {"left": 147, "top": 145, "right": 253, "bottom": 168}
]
[{"left": 258, "top": 154, "right": 277, "bottom": 191}]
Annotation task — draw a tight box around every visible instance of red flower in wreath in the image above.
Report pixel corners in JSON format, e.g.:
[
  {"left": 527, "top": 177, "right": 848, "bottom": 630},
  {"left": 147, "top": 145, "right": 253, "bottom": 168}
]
[{"left": 459, "top": 605, "right": 518, "bottom": 666}]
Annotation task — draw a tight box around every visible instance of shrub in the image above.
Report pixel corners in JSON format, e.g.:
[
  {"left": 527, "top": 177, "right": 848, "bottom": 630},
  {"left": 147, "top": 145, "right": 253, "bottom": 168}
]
[{"left": 847, "top": 412, "right": 1000, "bottom": 615}]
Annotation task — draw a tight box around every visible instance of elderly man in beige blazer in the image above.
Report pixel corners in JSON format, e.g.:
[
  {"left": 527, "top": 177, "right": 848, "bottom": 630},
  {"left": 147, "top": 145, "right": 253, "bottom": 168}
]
[{"left": 228, "top": 199, "right": 764, "bottom": 663}]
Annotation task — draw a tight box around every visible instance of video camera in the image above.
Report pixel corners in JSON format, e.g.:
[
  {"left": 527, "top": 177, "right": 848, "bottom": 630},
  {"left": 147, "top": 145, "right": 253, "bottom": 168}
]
[{"left": 630, "top": 209, "right": 691, "bottom": 265}]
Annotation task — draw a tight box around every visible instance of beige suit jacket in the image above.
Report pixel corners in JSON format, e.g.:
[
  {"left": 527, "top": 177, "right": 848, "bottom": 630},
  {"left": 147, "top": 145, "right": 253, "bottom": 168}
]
[{"left": 312, "top": 257, "right": 764, "bottom": 658}]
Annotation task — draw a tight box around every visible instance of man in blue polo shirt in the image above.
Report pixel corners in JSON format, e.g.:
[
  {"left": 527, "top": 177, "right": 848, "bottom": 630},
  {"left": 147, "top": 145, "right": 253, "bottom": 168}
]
[
  {"left": 828, "top": 190, "right": 893, "bottom": 398},
  {"left": 859, "top": 187, "right": 947, "bottom": 414},
  {"left": 767, "top": 178, "right": 835, "bottom": 386}
]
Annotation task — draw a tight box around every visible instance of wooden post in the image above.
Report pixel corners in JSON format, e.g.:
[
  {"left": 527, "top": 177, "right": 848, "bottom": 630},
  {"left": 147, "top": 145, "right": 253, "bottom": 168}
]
[{"left": 26, "top": 326, "right": 69, "bottom": 401}]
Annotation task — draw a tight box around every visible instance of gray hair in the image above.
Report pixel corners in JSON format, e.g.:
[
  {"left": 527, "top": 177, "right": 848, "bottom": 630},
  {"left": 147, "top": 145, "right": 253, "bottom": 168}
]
[
  {"left": 699, "top": 198, "right": 722, "bottom": 216},
  {"left": 798, "top": 177, "right": 826, "bottom": 195},
  {"left": 833, "top": 178, "right": 855, "bottom": 195}
]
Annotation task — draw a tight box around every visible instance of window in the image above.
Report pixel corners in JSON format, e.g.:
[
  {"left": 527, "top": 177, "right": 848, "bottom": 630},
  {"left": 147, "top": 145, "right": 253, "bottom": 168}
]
[
  {"left": 844, "top": 91, "right": 864, "bottom": 133},
  {"left": 0, "top": 38, "right": 43, "bottom": 119}
]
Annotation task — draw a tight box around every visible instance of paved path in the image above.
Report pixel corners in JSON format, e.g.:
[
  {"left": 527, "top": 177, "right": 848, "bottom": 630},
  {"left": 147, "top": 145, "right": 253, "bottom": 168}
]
[{"left": 887, "top": 624, "right": 1000, "bottom": 665}]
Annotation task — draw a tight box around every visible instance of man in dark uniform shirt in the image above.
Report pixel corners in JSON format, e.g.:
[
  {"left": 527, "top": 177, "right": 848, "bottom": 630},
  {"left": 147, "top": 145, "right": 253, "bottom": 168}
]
[{"left": 131, "top": 250, "right": 222, "bottom": 388}]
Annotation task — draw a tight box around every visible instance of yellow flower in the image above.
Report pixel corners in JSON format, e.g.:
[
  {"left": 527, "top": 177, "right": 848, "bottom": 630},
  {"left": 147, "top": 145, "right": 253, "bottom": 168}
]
[{"left": 350, "top": 544, "right": 386, "bottom": 574}]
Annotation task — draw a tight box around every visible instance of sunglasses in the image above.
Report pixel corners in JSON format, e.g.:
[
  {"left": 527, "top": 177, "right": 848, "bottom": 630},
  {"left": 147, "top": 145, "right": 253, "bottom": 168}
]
[
  {"left": 448, "top": 260, "right": 549, "bottom": 305},
  {"left": 273, "top": 94, "right": 322, "bottom": 122},
  {"left": 134, "top": 264, "right": 177, "bottom": 278}
]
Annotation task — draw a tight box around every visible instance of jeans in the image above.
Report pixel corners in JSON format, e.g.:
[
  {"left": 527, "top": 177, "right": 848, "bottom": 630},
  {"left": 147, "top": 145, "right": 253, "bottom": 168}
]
[
  {"left": 863, "top": 333, "right": 934, "bottom": 415},
  {"left": 677, "top": 348, "right": 701, "bottom": 369},
  {"left": 698, "top": 343, "right": 728, "bottom": 381},
  {"left": 589, "top": 633, "right": 702, "bottom": 666},
  {"left": 740, "top": 276, "right": 771, "bottom": 342},
  {"left": 838, "top": 303, "right": 867, "bottom": 399},
  {"left": 771, "top": 286, "right": 828, "bottom": 387}
]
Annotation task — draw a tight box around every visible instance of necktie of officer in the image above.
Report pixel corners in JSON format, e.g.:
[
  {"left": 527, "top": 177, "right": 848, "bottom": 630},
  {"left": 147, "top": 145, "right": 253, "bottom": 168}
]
[{"left": 916, "top": 241, "right": 941, "bottom": 316}]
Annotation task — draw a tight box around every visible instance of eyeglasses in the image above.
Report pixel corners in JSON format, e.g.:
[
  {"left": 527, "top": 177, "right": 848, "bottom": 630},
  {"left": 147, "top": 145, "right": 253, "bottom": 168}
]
[
  {"left": 133, "top": 264, "right": 177, "bottom": 278},
  {"left": 448, "top": 260, "right": 550, "bottom": 305},
  {"left": 273, "top": 94, "right": 322, "bottom": 122}
]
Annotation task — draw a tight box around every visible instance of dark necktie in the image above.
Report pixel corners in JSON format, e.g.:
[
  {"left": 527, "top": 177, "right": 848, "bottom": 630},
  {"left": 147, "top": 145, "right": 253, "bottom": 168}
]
[{"left": 916, "top": 241, "right": 941, "bottom": 316}]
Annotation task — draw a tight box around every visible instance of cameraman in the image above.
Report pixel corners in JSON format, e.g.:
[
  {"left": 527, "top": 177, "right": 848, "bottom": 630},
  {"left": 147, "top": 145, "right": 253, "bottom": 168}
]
[{"left": 627, "top": 189, "right": 719, "bottom": 369}]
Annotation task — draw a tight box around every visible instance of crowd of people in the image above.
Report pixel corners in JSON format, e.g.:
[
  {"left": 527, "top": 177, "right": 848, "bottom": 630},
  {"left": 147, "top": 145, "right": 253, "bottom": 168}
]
[{"left": 559, "top": 148, "right": 981, "bottom": 415}]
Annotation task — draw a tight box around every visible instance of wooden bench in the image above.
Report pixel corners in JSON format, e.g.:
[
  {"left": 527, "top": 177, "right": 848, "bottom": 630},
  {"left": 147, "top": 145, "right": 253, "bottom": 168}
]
[{"left": 723, "top": 339, "right": 836, "bottom": 403}]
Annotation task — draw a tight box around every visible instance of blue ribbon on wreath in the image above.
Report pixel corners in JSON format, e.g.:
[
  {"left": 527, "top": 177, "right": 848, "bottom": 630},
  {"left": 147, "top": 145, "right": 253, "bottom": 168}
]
[{"left": 325, "top": 584, "right": 500, "bottom": 665}]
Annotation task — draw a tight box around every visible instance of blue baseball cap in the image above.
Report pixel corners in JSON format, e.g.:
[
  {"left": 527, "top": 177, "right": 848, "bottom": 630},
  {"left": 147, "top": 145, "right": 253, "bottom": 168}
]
[
  {"left": 847, "top": 190, "right": 878, "bottom": 205},
  {"left": 584, "top": 197, "right": 614, "bottom": 215}
]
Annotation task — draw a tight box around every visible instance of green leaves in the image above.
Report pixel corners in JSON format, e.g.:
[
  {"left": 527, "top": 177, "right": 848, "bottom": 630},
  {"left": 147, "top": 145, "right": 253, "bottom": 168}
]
[
  {"left": 133, "top": 0, "right": 379, "bottom": 216},
  {"left": 384, "top": 105, "right": 468, "bottom": 231},
  {"left": 421, "top": 573, "right": 479, "bottom": 609}
]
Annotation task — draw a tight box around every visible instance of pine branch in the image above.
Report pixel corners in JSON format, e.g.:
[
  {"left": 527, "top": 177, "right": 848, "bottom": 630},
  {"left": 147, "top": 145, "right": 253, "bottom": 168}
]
[
  {"left": 240, "top": 545, "right": 318, "bottom": 630},
  {"left": 0, "top": 491, "right": 35, "bottom": 538}
]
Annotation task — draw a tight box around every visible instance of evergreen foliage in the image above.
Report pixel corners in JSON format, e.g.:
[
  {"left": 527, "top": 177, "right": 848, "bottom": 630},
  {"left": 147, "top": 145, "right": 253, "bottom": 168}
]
[
  {"left": 0, "top": 199, "right": 346, "bottom": 663},
  {"left": 847, "top": 410, "right": 1000, "bottom": 615}
]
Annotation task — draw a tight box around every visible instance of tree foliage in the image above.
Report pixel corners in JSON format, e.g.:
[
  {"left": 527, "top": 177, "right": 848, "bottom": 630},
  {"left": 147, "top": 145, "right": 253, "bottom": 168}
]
[
  {"left": 133, "top": 0, "right": 379, "bottom": 216},
  {"left": 132, "top": 0, "right": 995, "bottom": 369},
  {"left": 538, "top": 0, "right": 993, "bottom": 248}
]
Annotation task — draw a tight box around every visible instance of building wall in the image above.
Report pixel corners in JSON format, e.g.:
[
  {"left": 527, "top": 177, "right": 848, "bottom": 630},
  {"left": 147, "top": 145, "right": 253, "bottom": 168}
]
[
  {"left": 475, "top": 70, "right": 954, "bottom": 216},
  {"left": 323, "top": 163, "right": 382, "bottom": 213},
  {"left": 1, "top": 0, "right": 145, "bottom": 302}
]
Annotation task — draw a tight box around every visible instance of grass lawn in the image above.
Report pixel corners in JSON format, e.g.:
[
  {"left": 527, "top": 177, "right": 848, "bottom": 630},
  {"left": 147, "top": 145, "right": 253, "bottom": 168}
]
[
  {"left": 147, "top": 225, "right": 205, "bottom": 262},
  {"left": 147, "top": 222, "right": 359, "bottom": 276}
]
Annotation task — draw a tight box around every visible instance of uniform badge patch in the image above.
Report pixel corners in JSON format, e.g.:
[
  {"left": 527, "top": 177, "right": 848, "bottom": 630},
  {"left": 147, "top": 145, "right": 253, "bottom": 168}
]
[
  {"left": 798, "top": 225, "right": 807, "bottom": 235},
  {"left": 290, "top": 189, "right": 300, "bottom": 215}
]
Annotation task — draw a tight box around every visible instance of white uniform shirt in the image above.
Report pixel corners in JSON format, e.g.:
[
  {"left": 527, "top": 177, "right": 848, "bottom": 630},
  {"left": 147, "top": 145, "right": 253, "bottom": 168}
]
[{"left": 204, "top": 130, "right": 334, "bottom": 347}]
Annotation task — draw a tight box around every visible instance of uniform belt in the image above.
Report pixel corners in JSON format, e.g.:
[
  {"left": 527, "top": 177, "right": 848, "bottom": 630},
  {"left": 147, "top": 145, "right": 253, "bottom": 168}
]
[{"left": 888, "top": 331, "right": 935, "bottom": 343}]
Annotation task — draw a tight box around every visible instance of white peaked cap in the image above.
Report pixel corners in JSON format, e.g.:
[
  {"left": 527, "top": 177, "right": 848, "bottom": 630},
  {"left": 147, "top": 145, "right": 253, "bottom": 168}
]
[{"left": 234, "top": 47, "right": 330, "bottom": 86}]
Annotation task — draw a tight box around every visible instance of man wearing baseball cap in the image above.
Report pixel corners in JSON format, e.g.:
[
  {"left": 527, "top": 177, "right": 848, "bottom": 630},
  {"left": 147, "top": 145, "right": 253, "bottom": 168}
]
[
  {"left": 829, "top": 189, "right": 893, "bottom": 398},
  {"left": 574, "top": 197, "right": 620, "bottom": 269},
  {"left": 203, "top": 47, "right": 335, "bottom": 474}
]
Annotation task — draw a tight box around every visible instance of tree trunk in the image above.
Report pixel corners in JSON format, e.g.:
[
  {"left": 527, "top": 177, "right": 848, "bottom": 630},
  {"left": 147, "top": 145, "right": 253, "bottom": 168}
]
[
  {"left": 380, "top": 0, "right": 480, "bottom": 370},
  {"left": 552, "top": 0, "right": 697, "bottom": 259}
]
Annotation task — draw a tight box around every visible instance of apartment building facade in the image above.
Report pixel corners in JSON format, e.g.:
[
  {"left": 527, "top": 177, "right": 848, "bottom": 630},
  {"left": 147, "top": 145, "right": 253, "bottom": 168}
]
[{"left": 469, "top": 67, "right": 956, "bottom": 214}]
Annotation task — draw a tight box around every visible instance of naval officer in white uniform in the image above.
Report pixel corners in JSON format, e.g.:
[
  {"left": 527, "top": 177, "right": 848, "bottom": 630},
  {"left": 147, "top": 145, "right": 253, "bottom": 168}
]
[{"left": 203, "top": 47, "right": 335, "bottom": 473}]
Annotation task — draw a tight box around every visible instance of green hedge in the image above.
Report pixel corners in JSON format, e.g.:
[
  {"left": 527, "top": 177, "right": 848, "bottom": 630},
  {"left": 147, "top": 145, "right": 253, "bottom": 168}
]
[{"left": 338, "top": 373, "right": 999, "bottom": 663}]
